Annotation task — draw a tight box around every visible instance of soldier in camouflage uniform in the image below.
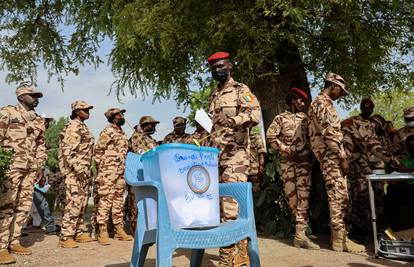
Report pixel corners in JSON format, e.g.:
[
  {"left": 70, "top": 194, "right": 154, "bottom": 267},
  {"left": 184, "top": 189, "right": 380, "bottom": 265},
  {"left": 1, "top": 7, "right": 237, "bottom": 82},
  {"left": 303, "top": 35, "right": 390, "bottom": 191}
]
[
  {"left": 342, "top": 99, "right": 397, "bottom": 235},
  {"left": 0, "top": 83, "right": 46, "bottom": 264},
  {"left": 94, "top": 108, "right": 132, "bottom": 245},
  {"left": 267, "top": 88, "right": 319, "bottom": 250},
  {"left": 248, "top": 131, "right": 265, "bottom": 191},
  {"left": 125, "top": 115, "right": 160, "bottom": 233},
  {"left": 58, "top": 101, "right": 95, "bottom": 248},
  {"left": 308, "top": 72, "right": 365, "bottom": 253},
  {"left": 208, "top": 52, "right": 261, "bottom": 267},
  {"left": 190, "top": 122, "right": 210, "bottom": 147},
  {"left": 393, "top": 106, "right": 414, "bottom": 161},
  {"left": 163, "top": 116, "right": 191, "bottom": 144}
]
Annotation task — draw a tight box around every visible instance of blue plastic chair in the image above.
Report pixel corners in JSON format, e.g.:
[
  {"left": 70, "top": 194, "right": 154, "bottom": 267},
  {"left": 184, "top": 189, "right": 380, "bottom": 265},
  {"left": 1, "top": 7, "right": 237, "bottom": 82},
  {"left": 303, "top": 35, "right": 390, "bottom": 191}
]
[{"left": 124, "top": 152, "right": 261, "bottom": 267}]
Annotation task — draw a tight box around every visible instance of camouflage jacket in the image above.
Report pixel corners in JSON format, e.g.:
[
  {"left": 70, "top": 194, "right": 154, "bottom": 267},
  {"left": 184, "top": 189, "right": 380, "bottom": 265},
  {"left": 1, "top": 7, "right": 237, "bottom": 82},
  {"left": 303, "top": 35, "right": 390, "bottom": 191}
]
[
  {"left": 249, "top": 132, "right": 266, "bottom": 175},
  {"left": 393, "top": 126, "right": 414, "bottom": 161},
  {"left": 342, "top": 115, "right": 393, "bottom": 172},
  {"left": 308, "top": 92, "right": 346, "bottom": 161},
  {"left": 162, "top": 132, "right": 191, "bottom": 144},
  {"left": 95, "top": 124, "right": 129, "bottom": 174},
  {"left": 190, "top": 130, "right": 210, "bottom": 147},
  {"left": 0, "top": 103, "right": 46, "bottom": 170},
  {"left": 59, "top": 118, "right": 95, "bottom": 176},
  {"left": 129, "top": 131, "right": 158, "bottom": 154},
  {"left": 208, "top": 78, "right": 261, "bottom": 165},
  {"left": 266, "top": 111, "right": 310, "bottom": 162}
]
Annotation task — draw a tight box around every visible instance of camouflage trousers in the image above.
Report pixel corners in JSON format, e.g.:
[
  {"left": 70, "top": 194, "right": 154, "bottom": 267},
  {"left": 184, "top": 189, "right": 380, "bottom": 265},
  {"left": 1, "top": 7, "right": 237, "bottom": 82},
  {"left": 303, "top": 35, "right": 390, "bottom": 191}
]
[
  {"left": 0, "top": 168, "right": 36, "bottom": 249},
  {"left": 318, "top": 155, "right": 349, "bottom": 231},
  {"left": 347, "top": 168, "right": 384, "bottom": 233},
  {"left": 280, "top": 160, "right": 311, "bottom": 225},
  {"left": 60, "top": 172, "right": 89, "bottom": 239},
  {"left": 96, "top": 171, "right": 126, "bottom": 226},
  {"left": 124, "top": 185, "right": 137, "bottom": 234}
]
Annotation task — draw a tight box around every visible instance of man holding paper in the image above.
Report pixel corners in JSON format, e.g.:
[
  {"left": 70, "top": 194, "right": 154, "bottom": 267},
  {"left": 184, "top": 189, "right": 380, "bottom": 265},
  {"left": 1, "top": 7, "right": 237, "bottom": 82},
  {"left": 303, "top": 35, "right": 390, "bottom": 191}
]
[{"left": 207, "top": 51, "right": 261, "bottom": 267}]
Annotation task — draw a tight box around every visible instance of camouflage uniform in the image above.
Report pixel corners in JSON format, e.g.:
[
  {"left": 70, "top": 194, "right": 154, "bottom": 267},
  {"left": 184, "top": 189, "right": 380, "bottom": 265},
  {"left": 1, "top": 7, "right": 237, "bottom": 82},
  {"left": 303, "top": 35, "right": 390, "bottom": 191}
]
[
  {"left": 190, "top": 130, "right": 210, "bottom": 147},
  {"left": 341, "top": 115, "right": 394, "bottom": 233},
  {"left": 59, "top": 101, "right": 94, "bottom": 241},
  {"left": 267, "top": 111, "right": 312, "bottom": 226},
  {"left": 163, "top": 116, "right": 191, "bottom": 144},
  {"left": 94, "top": 110, "right": 129, "bottom": 230},
  {"left": 393, "top": 106, "right": 414, "bottom": 161},
  {"left": 209, "top": 77, "right": 261, "bottom": 265},
  {"left": 249, "top": 132, "right": 265, "bottom": 179},
  {"left": 0, "top": 87, "right": 46, "bottom": 252},
  {"left": 125, "top": 116, "right": 159, "bottom": 234}
]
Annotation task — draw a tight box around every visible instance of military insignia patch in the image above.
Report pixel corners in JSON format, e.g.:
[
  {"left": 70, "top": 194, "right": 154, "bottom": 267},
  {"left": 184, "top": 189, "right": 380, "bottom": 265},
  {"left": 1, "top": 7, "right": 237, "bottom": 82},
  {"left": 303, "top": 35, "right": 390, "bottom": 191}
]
[
  {"left": 243, "top": 93, "right": 254, "bottom": 102},
  {"left": 99, "top": 134, "right": 109, "bottom": 146}
]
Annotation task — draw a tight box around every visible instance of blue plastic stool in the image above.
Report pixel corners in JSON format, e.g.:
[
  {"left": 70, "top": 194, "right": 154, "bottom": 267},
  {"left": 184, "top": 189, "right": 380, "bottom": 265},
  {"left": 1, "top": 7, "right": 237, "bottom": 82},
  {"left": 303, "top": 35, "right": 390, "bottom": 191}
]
[{"left": 125, "top": 152, "right": 261, "bottom": 267}]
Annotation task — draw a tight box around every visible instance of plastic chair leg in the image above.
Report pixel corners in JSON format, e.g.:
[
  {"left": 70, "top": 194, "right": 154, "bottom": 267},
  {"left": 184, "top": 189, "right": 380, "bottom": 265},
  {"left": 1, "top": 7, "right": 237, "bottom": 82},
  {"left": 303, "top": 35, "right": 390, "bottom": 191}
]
[
  {"left": 157, "top": 245, "right": 174, "bottom": 267},
  {"left": 190, "top": 249, "right": 205, "bottom": 267},
  {"left": 248, "top": 237, "right": 261, "bottom": 267},
  {"left": 137, "top": 244, "right": 151, "bottom": 267}
]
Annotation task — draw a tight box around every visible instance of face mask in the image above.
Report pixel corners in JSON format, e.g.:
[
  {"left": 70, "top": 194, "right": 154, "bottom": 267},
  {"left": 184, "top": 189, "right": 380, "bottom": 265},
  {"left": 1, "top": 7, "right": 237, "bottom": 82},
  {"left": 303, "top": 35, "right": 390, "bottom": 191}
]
[
  {"left": 212, "top": 69, "right": 229, "bottom": 82},
  {"left": 116, "top": 118, "right": 125, "bottom": 126}
]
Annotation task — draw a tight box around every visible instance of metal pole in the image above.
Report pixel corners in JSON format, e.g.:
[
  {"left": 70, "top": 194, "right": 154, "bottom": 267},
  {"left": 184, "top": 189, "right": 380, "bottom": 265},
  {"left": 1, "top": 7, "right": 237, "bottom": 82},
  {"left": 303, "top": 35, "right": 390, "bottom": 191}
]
[{"left": 368, "top": 178, "right": 379, "bottom": 257}]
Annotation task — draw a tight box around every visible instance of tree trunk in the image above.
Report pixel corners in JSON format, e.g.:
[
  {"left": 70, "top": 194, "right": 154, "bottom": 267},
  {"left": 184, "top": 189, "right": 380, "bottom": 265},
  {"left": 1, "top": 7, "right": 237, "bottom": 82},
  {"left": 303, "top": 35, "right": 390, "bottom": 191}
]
[{"left": 253, "top": 40, "right": 310, "bottom": 128}]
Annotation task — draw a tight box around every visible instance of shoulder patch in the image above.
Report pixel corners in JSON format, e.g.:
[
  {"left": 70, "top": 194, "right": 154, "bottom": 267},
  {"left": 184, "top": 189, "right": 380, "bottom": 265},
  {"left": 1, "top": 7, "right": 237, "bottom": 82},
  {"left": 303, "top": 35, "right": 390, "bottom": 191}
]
[
  {"left": 243, "top": 92, "right": 255, "bottom": 102},
  {"left": 99, "top": 133, "right": 110, "bottom": 146}
]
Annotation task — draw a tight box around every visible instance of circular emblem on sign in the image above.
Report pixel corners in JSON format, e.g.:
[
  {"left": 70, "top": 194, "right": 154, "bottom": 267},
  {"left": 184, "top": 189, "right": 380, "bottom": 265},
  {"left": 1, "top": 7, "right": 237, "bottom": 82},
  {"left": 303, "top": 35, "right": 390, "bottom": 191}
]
[{"left": 187, "top": 165, "right": 211, "bottom": 194}]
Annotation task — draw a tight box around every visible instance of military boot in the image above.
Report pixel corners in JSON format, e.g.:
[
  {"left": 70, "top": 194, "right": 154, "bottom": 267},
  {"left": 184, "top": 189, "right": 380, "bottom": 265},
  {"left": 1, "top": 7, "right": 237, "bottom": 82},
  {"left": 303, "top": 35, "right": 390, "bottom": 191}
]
[
  {"left": 59, "top": 238, "right": 79, "bottom": 248},
  {"left": 0, "top": 249, "right": 16, "bottom": 264},
  {"left": 75, "top": 233, "right": 93, "bottom": 243},
  {"left": 218, "top": 245, "right": 236, "bottom": 267},
  {"left": 331, "top": 228, "right": 366, "bottom": 253},
  {"left": 114, "top": 224, "right": 133, "bottom": 241},
  {"left": 9, "top": 244, "right": 32, "bottom": 255},
  {"left": 98, "top": 225, "right": 110, "bottom": 246},
  {"left": 233, "top": 239, "right": 250, "bottom": 267},
  {"left": 293, "top": 224, "right": 320, "bottom": 250}
]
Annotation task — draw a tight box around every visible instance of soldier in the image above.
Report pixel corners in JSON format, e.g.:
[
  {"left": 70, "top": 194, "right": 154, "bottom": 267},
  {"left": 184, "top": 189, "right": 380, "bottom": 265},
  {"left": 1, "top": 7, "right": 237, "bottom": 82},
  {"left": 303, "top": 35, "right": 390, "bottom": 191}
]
[
  {"left": 125, "top": 115, "right": 160, "bottom": 233},
  {"left": 393, "top": 106, "right": 414, "bottom": 161},
  {"left": 308, "top": 72, "right": 365, "bottom": 253},
  {"left": 190, "top": 122, "right": 210, "bottom": 146},
  {"left": 208, "top": 52, "right": 261, "bottom": 266},
  {"left": 266, "top": 88, "right": 319, "bottom": 250},
  {"left": 369, "top": 114, "right": 393, "bottom": 169},
  {"left": 341, "top": 99, "right": 397, "bottom": 235},
  {"left": 248, "top": 131, "right": 265, "bottom": 191},
  {"left": 58, "top": 101, "right": 95, "bottom": 248},
  {"left": 163, "top": 116, "right": 191, "bottom": 144},
  {"left": 0, "top": 82, "right": 46, "bottom": 264},
  {"left": 94, "top": 108, "right": 132, "bottom": 245}
]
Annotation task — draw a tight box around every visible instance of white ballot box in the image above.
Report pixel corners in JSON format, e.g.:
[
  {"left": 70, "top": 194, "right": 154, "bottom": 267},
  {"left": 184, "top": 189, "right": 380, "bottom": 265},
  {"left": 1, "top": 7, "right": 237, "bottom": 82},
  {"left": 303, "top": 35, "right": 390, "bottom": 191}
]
[{"left": 141, "top": 144, "right": 220, "bottom": 229}]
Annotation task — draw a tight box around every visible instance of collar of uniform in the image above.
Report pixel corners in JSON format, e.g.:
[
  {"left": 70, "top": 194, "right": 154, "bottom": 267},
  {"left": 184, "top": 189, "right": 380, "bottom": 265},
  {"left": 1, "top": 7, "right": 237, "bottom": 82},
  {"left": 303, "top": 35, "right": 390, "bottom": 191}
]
[
  {"left": 16, "top": 102, "right": 36, "bottom": 121},
  {"left": 110, "top": 123, "right": 123, "bottom": 133},
  {"left": 73, "top": 117, "right": 86, "bottom": 127},
  {"left": 218, "top": 77, "right": 237, "bottom": 93},
  {"left": 320, "top": 92, "right": 333, "bottom": 104}
]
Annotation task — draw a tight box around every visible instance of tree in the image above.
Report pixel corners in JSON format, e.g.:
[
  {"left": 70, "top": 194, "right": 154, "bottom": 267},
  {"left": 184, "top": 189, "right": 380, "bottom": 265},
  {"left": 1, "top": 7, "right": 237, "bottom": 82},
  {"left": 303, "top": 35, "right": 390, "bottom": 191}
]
[
  {"left": 0, "top": 147, "right": 13, "bottom": 186},
  {"left": 0, "top": 1, "right": 413, "bottom": 126},
  {"left": 45, "top": 117, "right": 67, "bottom": 172},
  {"left": 350, "top": 89, "right": 414, "bottom": 129}
]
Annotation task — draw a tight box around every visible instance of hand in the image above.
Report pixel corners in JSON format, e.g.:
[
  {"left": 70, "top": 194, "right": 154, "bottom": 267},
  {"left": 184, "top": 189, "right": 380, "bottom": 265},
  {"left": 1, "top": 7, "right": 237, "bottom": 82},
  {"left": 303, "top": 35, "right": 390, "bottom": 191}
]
[
  {"left": 341, "top": 158, "right": 349, "bottom": 176},
  {"left": 215, "top": 113, "right": 231, "bottom": 127}
]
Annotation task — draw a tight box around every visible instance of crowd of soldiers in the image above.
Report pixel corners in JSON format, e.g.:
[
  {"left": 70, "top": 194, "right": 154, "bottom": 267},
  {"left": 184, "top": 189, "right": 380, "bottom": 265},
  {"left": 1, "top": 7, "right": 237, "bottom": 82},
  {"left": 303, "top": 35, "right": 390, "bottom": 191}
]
[{"left": 0, "top": 51, "right": 413, "bottom": 267}]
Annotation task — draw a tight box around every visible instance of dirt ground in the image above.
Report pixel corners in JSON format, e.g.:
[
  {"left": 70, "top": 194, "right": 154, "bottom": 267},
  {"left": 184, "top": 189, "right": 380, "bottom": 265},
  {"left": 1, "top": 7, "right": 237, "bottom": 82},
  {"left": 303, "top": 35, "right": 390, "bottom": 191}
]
[{"left": 8, "top": 229, "right": 414, "bottom": 267}]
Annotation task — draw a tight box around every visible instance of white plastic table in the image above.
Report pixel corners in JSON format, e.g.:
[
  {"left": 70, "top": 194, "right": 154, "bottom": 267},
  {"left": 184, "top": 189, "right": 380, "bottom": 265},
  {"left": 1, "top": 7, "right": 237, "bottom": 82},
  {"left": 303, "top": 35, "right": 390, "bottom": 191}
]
[{"left": 366, "top": 172, "right": 414, "bottom": 257}]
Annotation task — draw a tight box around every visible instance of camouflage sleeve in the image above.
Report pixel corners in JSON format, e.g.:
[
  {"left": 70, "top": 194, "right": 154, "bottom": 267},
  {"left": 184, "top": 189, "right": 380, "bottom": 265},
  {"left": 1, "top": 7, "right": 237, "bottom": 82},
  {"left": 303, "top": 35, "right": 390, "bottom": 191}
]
[
  {"left": 35, "top": 119, "right": 47, "bottom": 170},
  {"left": 255, "top": 134, "right": 266, "bottom": 154},
  {"left": 60, "top": 123, "right": 82, "bottom": 170},
  {"left": 362, "top": 124, "right": 393, "bottom": 163},
  {"left": 266, "top": 116, "right": 290, "bottom": 153},
  {"left": 0, "top": 108, "right": 10, "bottom": 144},
  {"left": 94, "top": 130, "right": 110, "bottom": 166},
  {"left": 231, "top": 86, "right": 261, "bottom": 128},
  {"left": 316, "top": 104, "right": 344, "bottom": 158}
]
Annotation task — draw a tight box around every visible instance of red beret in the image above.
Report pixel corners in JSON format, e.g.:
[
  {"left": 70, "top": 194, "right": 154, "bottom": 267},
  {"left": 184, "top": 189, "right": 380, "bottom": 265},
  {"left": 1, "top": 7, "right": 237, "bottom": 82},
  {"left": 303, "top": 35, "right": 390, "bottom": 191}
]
[
  {"left": 361, "top": 98, "right": 375, "bottom": 109},
  {"left": 208, "top": 52, "right": 230, "bottom": 63},
  {"left": 290, "top": 88, "right": 308, "bottom": 100}
]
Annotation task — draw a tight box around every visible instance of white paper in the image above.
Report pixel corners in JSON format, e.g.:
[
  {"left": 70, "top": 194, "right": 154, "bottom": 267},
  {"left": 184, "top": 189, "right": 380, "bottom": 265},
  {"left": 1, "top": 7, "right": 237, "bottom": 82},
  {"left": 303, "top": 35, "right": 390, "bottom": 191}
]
[{"left": 195, "top": 108, "right": 213, "bottom": 133}]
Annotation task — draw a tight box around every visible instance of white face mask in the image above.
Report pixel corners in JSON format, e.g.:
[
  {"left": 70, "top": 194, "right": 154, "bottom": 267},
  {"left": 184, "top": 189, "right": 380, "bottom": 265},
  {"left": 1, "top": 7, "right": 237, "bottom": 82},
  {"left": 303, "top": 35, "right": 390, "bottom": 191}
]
[{"left": 406, "top": 121, "right": 414, "bottom": 127}]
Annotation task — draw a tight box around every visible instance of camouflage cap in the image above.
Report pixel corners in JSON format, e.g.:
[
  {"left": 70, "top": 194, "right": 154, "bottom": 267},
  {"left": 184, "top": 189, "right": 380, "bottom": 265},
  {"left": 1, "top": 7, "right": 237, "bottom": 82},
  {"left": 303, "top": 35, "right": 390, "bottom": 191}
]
[
  {"left": 71, "top": 100, "right": 93, "bottom": 111},
  {"left": 16, "top": 82, "right": 43, "bottom": 98},
  {"left": 139, "top": 115, "right": 160, "bottom": 126},
  {"left": 104, "top": 108, "right": 126, "bottom": 119},
  {"left": 173, "top": 116, "right": 187, "bottom": 126},
  {"left": 325, "top": 72, "right": 348, "bottom": 95},
  {"left": 403, "top": 106, "right": 414, "bottom": 120}
]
